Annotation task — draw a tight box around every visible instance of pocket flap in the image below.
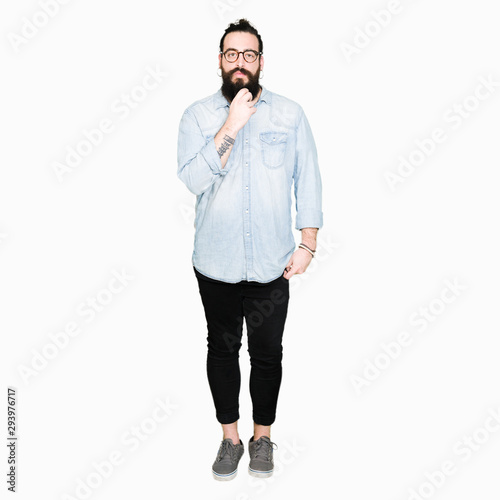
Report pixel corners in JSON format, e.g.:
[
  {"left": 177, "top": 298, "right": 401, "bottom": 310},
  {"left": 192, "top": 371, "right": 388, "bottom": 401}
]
[{"left": 259, "top": 132, "right": 288, "bottom": 145}]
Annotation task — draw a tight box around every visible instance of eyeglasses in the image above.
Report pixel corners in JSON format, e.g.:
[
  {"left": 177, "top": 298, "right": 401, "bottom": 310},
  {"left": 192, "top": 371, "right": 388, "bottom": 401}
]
[{"left": 221, "top": 49, "right": 262, "bottom": 63}]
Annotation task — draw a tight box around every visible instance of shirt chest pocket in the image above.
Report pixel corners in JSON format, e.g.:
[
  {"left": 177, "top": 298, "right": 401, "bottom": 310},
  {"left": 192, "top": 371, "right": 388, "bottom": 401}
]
[{"left": 259, "top": 132, "right": 288, "bottom": 169}]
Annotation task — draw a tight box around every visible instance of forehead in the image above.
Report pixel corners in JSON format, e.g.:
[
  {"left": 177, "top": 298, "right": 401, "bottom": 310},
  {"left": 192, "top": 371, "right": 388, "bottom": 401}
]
[{"left": 223, "top": 31, "right": 259, "bottom": 51}]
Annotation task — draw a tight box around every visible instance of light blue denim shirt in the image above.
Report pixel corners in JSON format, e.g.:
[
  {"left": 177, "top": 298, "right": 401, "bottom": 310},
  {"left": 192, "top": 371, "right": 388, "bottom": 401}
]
[{"left": 177, "top": 86, "right": 323, "bottom": 283}]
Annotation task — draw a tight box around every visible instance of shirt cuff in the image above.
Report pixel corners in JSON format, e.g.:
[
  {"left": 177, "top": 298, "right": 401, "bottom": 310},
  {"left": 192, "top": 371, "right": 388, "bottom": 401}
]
[
  {"left": 200, "top": 138, "right": 227, "bottom": 176},
  {"left": 295, "top": 209, "right": 323, "bottom": 230}
]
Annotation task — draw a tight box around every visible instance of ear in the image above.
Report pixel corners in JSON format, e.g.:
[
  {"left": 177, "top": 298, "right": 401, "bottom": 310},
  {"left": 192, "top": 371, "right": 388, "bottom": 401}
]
[
  {"left": 260, "top": 54, "right": 264, "bottom": 71},
  {"left": 218, "top": 53, "right": 222, "bottom": 69}
]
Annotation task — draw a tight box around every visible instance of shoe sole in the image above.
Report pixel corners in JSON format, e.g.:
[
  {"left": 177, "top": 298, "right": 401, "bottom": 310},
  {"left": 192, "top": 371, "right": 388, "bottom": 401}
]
[
  {"left": 248, "top": 466, "right": 273, "bottom": 478},
  {"left": 212, "top": 468, "right": 238, "bottom": 481}
]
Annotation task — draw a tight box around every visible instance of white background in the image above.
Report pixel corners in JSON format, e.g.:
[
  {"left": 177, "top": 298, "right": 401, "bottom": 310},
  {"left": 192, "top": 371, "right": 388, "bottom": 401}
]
[{"left": 1, "top": 0, "right": 500, "bottom": 499}]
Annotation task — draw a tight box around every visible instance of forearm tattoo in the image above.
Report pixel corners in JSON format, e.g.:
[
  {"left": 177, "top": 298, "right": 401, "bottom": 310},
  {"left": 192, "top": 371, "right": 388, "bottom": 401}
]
[{"left": 217, "top": 134, "right": 235, "bottom": 158}]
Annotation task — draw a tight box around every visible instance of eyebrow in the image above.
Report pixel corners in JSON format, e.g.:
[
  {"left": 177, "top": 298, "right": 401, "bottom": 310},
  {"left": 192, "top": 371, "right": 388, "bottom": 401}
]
[{"left": 224, "top": 47, "right": 258, "bottom": 52}]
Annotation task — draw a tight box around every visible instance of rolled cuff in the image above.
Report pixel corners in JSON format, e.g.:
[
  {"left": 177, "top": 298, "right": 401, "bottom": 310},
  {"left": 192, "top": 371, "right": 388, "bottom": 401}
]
[
  {"left": 200, "top": 138, "right": 227, "bottom": 176},
  {"left": 295, "top": 209, "right": 323, "bottom": 230}
]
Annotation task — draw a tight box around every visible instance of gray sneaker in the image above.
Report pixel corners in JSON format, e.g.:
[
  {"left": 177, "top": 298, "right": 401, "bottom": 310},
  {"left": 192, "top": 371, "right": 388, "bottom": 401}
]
[
  {"left": 248, "top": 436, "right": 277, "bottom": 478},
  {"left": 212, "top": 438, "right": 244, "bottom": 481}
]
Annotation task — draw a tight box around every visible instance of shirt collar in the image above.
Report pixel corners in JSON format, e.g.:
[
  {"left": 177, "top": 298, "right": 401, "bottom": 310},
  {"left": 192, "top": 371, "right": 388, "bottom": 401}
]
[{"left": 214, "top": 86, "right": 271, "bottom": 109}]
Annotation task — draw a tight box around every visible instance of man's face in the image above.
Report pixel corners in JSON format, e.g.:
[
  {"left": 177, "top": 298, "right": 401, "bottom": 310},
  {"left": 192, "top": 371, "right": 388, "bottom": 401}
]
[{"left": 219, "top": 31, "right": 264, "bottom": 102}]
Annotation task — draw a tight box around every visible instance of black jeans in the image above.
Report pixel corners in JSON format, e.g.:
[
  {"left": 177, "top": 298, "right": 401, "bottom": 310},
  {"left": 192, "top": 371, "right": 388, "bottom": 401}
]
[{"left": 194, "top": 267, "right": 290, "bottom": 426}]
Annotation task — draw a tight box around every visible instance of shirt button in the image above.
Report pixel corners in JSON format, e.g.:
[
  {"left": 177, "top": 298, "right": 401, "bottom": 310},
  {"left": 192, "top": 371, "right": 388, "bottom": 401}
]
[
  {"left": 246, "top": 232, "right": 250, "bottom": 236},
  {"left": 245, "top": 162, "right": 248, "bottom": 167},
  {"left": 246, "top": 209, "right": 249, "bottom": 213},
  {"left": 245, "top": 139, "right": 248, "bottom": 144},
  {"left": 245, "top": 186, "right": 248, "bottom": 190}
]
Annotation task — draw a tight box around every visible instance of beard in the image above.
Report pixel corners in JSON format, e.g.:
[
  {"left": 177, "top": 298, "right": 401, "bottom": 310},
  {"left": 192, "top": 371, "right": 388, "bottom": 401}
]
[{"left": 220, "top": 66, "right": 262, "bottom": 102}]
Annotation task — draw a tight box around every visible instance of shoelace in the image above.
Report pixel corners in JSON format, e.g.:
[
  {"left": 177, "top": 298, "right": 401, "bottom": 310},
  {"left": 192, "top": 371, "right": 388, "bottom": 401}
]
[
  {"left": 253, "top": 438, "right": 278, "bottom": 460},
  {"left": 216, "top": 440, "right": 237, "bottom": 462}
]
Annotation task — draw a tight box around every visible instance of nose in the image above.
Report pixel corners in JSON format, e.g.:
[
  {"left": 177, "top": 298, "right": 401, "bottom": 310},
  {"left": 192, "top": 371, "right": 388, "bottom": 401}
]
[{"left": 235, "top": 52, "right": 246, "bottom": 66}]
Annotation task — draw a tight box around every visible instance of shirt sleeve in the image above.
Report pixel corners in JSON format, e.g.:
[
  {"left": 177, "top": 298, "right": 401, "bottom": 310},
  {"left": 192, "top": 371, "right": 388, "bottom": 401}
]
[
  {"left": 293, "top": 109, "right": 324, "bottom": 230},
  {"left": 177, "top": 108, "right": 230, "bottom": 195}
]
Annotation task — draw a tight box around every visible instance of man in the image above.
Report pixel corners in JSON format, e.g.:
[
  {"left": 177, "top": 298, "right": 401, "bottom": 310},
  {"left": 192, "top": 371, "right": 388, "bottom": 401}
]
[{"left": 177, "top": 19, "right": 323, "bottom": 481}]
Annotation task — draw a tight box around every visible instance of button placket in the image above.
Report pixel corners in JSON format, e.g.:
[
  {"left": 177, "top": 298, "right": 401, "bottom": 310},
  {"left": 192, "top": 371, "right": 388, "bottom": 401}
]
[{"left": 242, "top": 128, "right": 253, "bottom": 279}]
